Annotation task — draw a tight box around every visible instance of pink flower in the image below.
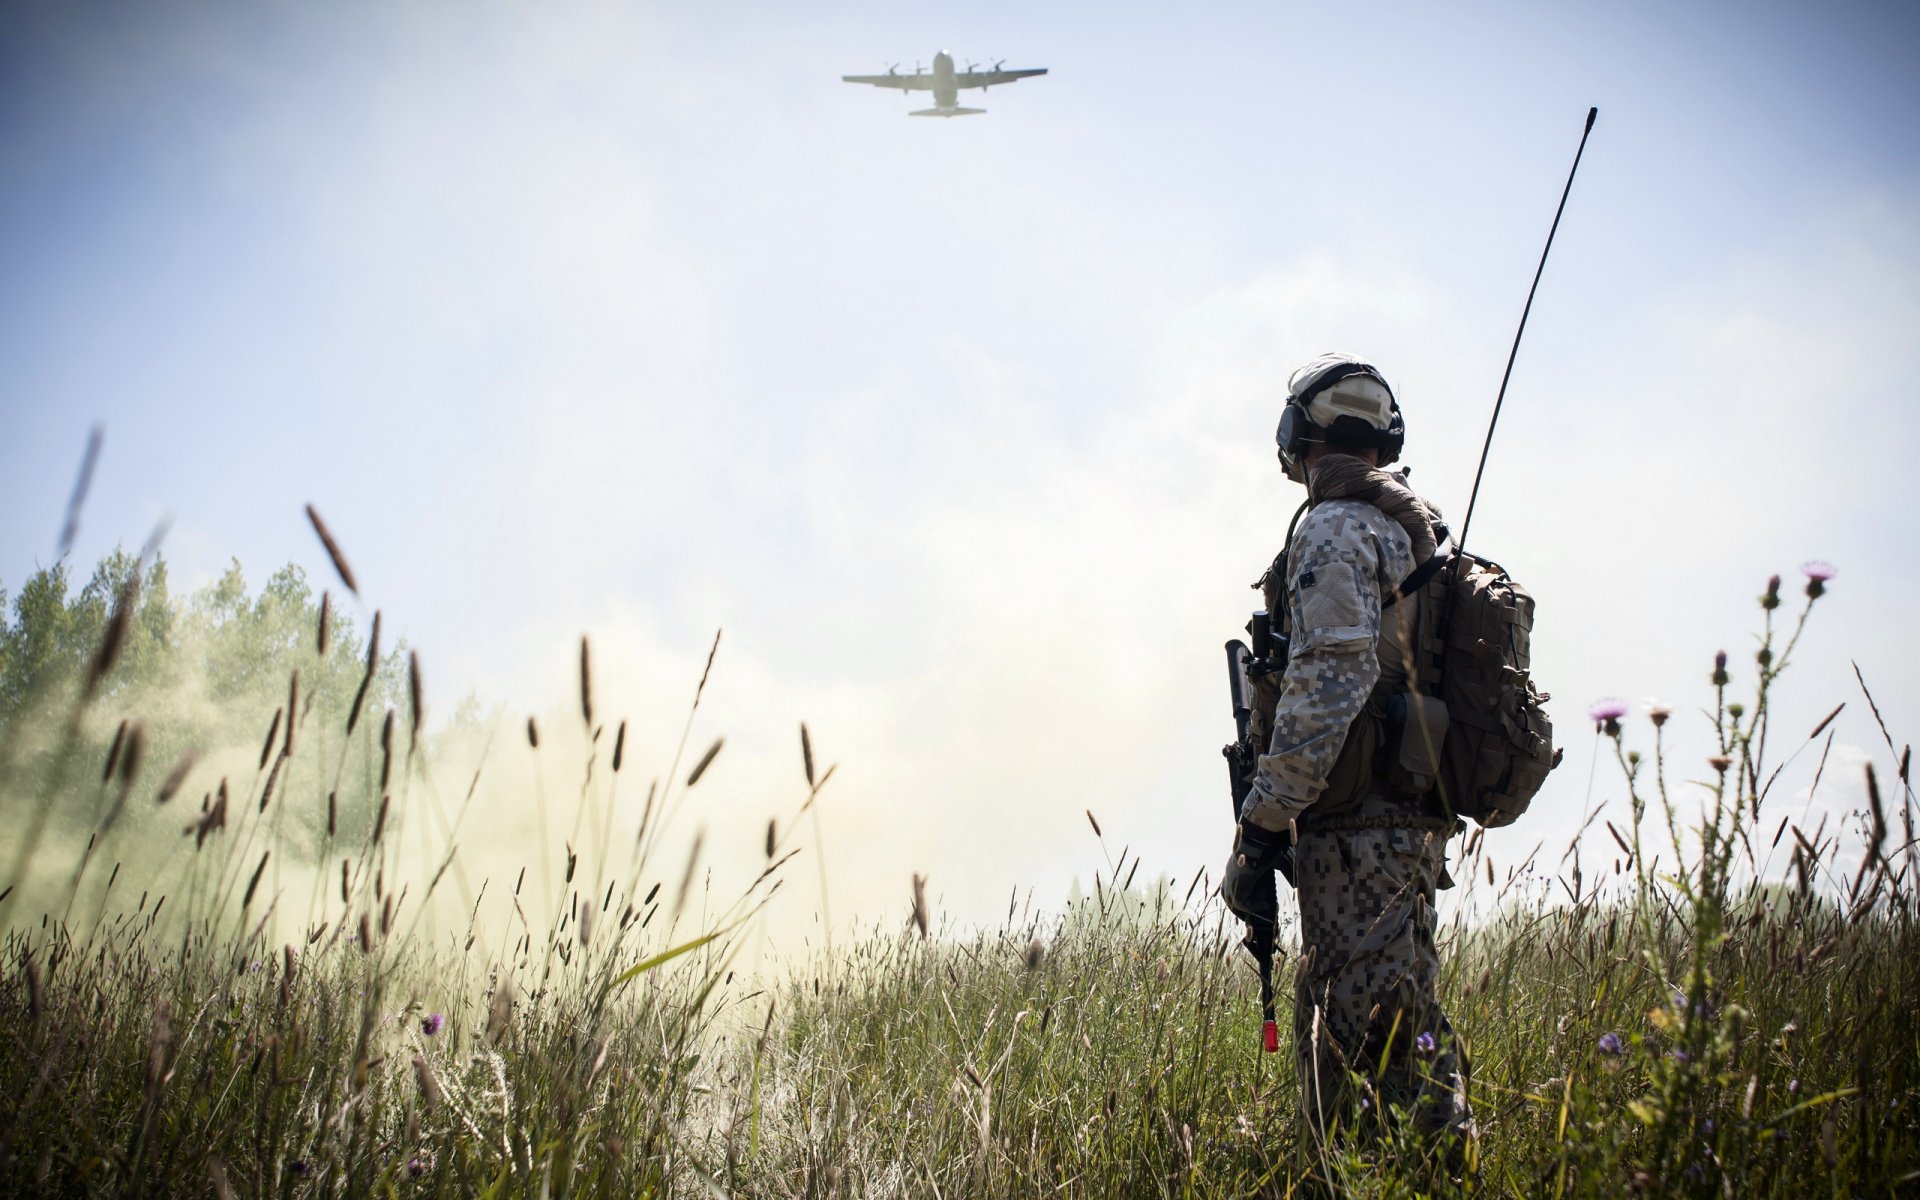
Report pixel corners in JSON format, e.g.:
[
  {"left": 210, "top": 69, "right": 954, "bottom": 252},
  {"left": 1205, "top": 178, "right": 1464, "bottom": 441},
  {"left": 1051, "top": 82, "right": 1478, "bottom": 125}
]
[
  {"left": 1801, "top": 561, "right": 1835, "bottom": 598},
  {"left": 1589, "top": 699, "right": 1629, "bottom": 723}
]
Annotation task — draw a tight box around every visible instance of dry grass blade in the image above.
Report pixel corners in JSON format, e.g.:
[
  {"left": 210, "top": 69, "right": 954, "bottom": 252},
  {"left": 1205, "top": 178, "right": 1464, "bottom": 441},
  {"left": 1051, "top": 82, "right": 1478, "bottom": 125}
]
[
  {"left": 687, "top": 738, "right": 724, "bottom": 787},
  {"left": 1866, "top": 764, "right": 1887, "bottom": 865},
  {"left": 209, "top": 1155, "right": 235, "bottom": 1200},
  {"left": 911, "top": 872, "right": 929, "bottom": 937},
  {"left": 694, "top": 628, "right": 722, "bottom": 707},
  {"left": 580, "top": 636, "right": 594, "bottom": 727},
  {"left": 486, "top": 975, "right": 516, "bottom": 1044},
  {"left": 412, "top": 1055, "right": 442, "bottom": 1110},
  {"left": 1852, "top": 661, "right": 1900, "bottom": 757},
  {"left": 23, "top": 956, "right": 43, "bottom": 1021},
  {"left": 1810, "top": 702, "right": 1845, "bottom": 739},
  {"left": 57, "top": 426, "right": 103, "bottom": 559},
  {"left": 304, "top": 503, "right": 358, "bottom": 595},
  {"left": 801, "top": 722, "right": 815, "bottom": 788},
  {"left": 346, "top": 611, "right": 381, "bottom": 735},
  {"left": 671, "top": 828, "right": 706, "bottom": 921}
]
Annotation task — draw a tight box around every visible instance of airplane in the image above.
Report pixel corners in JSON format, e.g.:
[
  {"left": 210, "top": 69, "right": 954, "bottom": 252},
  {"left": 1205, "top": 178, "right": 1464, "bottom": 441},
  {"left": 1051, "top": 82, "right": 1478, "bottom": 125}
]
[{"left": 841, "top": 50, "right": 1047, "bottom": 117}]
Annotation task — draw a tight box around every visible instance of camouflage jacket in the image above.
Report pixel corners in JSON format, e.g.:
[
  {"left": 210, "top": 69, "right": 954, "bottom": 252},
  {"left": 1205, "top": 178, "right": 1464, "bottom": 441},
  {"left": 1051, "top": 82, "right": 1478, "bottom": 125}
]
[{"left": 1239, "top": 497, "right": 1417, "bottom": 832}]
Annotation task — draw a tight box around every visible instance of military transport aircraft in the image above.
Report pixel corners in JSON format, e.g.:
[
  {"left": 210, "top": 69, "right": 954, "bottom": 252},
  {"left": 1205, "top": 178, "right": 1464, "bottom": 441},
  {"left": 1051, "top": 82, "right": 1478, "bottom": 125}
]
[{"left": 841, "top": 50, "right": 1047, "bottom": 117}]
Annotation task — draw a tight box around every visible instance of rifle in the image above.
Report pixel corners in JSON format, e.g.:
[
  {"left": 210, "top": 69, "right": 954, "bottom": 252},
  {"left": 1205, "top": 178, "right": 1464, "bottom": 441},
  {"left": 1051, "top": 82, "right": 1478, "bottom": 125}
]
[{"left": 1224, "top": 631, "right": 1287, "bottom": 1053}]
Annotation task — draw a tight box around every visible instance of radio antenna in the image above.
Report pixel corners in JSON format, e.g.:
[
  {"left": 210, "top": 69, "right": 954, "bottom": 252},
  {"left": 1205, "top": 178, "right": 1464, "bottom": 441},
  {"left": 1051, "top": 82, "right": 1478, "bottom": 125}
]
[{"left": 1453, "top": 107, "right": 1599, "bottom": 560}]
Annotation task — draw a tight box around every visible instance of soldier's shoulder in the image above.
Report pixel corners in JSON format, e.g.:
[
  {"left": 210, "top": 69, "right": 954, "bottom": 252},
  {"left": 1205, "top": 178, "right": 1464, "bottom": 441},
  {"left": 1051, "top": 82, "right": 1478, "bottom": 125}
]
[{"left": 1292, "top": 499, "right": 1405, "bottom": 556}]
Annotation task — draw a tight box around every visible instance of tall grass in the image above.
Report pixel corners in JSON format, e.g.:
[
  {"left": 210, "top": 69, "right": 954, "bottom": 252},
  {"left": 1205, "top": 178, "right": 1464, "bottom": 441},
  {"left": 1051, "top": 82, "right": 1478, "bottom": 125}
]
[{"left": 2, "top": 540, "right": 1914, "bottom": 1197}]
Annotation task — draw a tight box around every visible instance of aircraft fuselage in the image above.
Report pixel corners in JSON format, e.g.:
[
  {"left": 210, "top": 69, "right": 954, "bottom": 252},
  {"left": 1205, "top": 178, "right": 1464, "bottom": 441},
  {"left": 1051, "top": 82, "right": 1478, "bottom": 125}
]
[{"left": 929, "top": 50, "right": 959, "bottom": 108}]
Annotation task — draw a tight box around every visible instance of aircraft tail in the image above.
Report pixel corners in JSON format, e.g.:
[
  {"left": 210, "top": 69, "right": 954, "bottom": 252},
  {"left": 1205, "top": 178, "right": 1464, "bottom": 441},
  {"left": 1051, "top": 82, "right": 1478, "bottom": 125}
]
[{"left": 909, "top": 106, "right": 985, "bottom": 117}]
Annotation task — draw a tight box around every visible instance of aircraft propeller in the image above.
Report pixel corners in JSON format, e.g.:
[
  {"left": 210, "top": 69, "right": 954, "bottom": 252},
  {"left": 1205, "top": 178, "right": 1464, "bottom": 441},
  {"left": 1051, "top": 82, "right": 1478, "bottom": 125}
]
[
  {"left": 886, "top": 62, "right": 899, "bottom": 74},
  {"left": 992, "top": 58, "right": 1006, "bottom": 71}
]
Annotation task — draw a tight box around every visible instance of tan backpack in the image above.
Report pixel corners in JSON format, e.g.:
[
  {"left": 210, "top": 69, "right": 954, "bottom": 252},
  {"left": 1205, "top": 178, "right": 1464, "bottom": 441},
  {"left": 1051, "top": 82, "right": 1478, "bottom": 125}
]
[{"left": 1393, "top": 549, "right": 1559, "bottom": 826}]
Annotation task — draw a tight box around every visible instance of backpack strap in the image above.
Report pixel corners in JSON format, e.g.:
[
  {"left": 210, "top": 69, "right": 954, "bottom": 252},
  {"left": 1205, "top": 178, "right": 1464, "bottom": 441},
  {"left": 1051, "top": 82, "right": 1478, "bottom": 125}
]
[{"left": 1382, "top": 528, "right": 1453, "bottom": 610}]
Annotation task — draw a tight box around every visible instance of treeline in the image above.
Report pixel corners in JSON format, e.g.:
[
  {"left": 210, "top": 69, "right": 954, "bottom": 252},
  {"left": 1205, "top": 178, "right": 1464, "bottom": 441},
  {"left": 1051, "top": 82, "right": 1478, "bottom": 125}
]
[{"left": 0, "top": 550, "right": 421, "bottom": 860}]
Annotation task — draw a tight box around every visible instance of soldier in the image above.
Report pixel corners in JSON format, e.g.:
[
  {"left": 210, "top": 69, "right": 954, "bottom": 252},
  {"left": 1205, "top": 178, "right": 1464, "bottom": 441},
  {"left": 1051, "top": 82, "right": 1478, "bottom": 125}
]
[{"left": 1221, "top": 353, "right": 1474, "bottom": 1153}]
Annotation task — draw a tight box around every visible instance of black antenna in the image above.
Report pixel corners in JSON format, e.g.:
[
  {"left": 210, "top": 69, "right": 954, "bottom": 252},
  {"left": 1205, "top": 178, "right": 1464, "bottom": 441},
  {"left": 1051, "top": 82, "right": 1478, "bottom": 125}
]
[{"left": 1453, "top": 106, "right": 1598, "bottom": 562}]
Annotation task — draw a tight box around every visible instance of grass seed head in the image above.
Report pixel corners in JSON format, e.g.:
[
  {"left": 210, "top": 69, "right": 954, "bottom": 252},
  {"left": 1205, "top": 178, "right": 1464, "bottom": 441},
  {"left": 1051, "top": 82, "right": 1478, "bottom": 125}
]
[
  {"left": 102, "top": 719, "right": 128, "bottom": 783},
  {"left": 155, "top": 750, "right": 199, "bottom": 805},
  {"left": 687, "top": 738, "right": 724, "bottom": 787},
  {"left": 613, "top": 720, "right": 627, "bottom": 771},
  {"left": 912, "top": 872, "right": 929, "bottom": 938},
  {"left": 579, "top": 636, "right": 594, "bottom": 727},
  {"left": 83, "top": 576, "right": 139, "bottom": 700},
  {"left": 408, "top": 651, "right": 424, "bottom": 742},
  {"left": 242, "top": 851, "right": 270, "bottom": 909},
  {"left": 304, "top": 503, "right": 359, "bottom": 595}
]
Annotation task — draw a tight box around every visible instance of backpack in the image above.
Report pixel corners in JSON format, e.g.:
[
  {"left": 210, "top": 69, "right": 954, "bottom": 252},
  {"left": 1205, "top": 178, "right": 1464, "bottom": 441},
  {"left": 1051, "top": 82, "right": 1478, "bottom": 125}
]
[{"left": 1390, "top": 547, "right": 1559, "bottom": 827}]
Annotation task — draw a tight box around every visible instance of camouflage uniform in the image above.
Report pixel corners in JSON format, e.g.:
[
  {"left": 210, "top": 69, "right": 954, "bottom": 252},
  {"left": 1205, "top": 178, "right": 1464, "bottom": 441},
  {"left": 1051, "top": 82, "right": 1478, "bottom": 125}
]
[{"left": 1237, "top": 495, "right": 1473, "bottom": 1140}]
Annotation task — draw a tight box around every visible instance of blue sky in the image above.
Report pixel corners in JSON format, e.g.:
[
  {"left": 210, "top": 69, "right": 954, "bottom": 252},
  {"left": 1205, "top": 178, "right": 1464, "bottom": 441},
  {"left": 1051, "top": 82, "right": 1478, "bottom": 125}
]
[{"left": 3, "top": 0, "right": 1916, "bottom": 935}]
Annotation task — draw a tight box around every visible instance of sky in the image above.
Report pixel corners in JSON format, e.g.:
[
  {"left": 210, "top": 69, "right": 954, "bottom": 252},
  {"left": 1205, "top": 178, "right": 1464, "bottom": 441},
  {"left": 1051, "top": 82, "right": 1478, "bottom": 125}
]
[{"left": 2, "top": 0, "right": 1917, "bottom": 947}]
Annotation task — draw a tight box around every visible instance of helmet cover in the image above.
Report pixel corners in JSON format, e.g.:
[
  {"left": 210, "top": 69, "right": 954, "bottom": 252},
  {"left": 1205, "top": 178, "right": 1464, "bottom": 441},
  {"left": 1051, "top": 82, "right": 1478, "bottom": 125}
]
[{"left": 1277, "top": 353, "right": 1404, "bottom": 470}]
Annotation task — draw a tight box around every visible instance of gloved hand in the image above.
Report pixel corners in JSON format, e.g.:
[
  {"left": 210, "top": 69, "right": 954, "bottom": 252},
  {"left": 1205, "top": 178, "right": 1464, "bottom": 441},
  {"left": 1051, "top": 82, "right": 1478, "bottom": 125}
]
[{"left": 1221, "top": 820, "right": 1290, "bottom": 931}]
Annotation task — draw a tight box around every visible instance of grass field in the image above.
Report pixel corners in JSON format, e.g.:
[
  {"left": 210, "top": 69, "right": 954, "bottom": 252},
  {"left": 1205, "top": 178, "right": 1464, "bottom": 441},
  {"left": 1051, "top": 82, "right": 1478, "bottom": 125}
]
[{"left": 1, "top": 562, "right": 1914, "bottom": 1197}]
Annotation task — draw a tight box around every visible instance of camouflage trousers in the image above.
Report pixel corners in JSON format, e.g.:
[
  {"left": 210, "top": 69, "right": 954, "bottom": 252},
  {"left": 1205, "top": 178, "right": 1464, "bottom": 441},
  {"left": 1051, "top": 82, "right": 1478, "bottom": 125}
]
[{"left": 1291, "top": 814, "right": 1473, "bottom": 1141}]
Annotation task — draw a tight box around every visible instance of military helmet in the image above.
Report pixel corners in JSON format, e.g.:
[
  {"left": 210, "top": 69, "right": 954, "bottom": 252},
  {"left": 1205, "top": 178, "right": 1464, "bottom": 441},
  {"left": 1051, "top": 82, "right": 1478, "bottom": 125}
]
[{"left": 1276, "top": 353, "right": 1405, "bottom": 471}]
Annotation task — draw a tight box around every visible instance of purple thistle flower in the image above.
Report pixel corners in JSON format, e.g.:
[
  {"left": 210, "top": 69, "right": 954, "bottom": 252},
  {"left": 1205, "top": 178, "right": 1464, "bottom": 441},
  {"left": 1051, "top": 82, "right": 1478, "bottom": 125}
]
[
  {"left": 1589, "top": 698, "right": 1629, "bottom": 724},
  {"left": 1598, "top": 1032, "right": 1625, "bottom": 1056},
  {"left": 408, "top": 1157, "right": 426, "bottom": 1178},
  {"left": 1416, "top": 1031, "right": 1437, "bottom": 1054},
  {"left": 1801, "top": 561, "right": 1835, "bottom": 598},
  {"left": 421, "top": 1012, "right": 444, "bottom": 1037},
  {"left": 1672, "top": 1048, "right": 1691, "bottom": 1064}
]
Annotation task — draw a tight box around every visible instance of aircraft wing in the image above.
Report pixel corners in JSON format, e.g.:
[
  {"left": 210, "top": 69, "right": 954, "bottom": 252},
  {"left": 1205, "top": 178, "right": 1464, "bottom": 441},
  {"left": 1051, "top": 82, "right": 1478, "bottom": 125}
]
[
  {"left": 842, "top": 73, "right": 936, "bottom": 91},
  {"left": 956, "top": 67, "right": 1047, "bottom": 90}
]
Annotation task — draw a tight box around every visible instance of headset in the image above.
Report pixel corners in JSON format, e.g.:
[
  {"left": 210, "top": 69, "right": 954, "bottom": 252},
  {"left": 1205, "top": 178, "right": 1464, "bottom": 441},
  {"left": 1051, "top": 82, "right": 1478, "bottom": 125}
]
[{"left": 1274, "top": 359, "right": 1405, "bottom": 472}]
